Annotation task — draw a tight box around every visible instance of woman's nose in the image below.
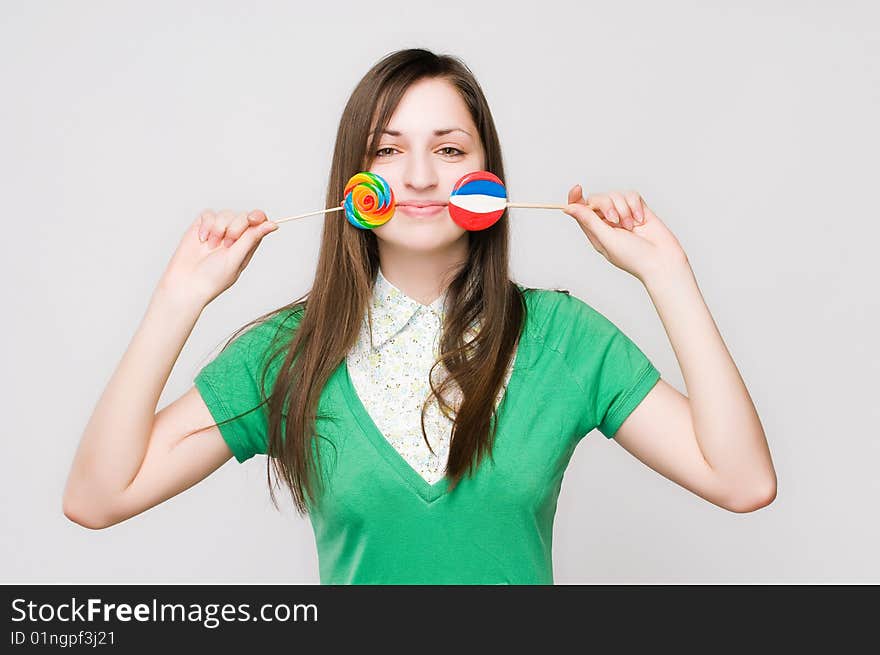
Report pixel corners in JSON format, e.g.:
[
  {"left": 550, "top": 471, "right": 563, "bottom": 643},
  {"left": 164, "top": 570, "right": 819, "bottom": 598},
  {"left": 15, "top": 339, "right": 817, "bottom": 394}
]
[{"left": 402, "top": 154, "right": 439, "bottom": 190}]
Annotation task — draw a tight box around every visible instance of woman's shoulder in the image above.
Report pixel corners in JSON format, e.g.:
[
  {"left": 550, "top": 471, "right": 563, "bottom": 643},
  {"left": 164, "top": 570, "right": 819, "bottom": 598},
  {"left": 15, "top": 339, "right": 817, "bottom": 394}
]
[
  {"left": 224, "top": 301, "right": 308, "bottom": 354},
  {"left": 515, "top": 282, "right": 578, "bottom": 318},
  {"left": 515, "top": 283, "right": 615, "bottom": 342}
]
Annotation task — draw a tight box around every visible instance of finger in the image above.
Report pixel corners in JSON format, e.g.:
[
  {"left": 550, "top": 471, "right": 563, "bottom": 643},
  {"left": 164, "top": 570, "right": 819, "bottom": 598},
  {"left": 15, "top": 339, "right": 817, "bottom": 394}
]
[
  {"left": 625, "top": 191, "right": 645, "bottom": 224},
  {"left": 570, "top": 184, "right": 603, "bottom": 213},
  {"left": 609, "top": 192, "right": 635, "bottom": 231},
  {"left": 565, "top": 202, "right": 617, "bottom": 246},
  {"left": 228, "top": 220, "right": 278, "bottom": 264},
  {"left": 198, "top": 210, "right": 214, "bottom": 243},
  {"left": 642, "top": 199, "right": 659, "bottom": 223},
  {"left": 585, "top": 194, "right": 619, "bottom": 226},
  {"left": 247, "top": 209, "right": 268, "bottom": 226},
  {"left": 208, "top": 209, "right": 235, "bottom": 249},
  {"left": 223, "top": 212, "right": 250, "bottom": 248}
]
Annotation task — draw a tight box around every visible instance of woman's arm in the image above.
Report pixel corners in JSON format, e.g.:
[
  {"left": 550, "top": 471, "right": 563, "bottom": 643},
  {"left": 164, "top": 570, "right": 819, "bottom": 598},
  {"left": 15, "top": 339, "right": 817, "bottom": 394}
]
[
  {"left": 63, "top": 285, "right": 214, "bottom": 526},
  {"left": 63, "top": 210, "right": 277, "bottom": 527},
  {"left": 563, "top": 185, "right": 776, "bottom": 512},
  {"left": 614, "top": 261, "right": 776, "bottom": 512}
]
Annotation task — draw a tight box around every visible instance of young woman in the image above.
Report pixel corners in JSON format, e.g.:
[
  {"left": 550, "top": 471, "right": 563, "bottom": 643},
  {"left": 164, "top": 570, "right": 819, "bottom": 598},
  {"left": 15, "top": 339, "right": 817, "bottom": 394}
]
[{"left": 63, "top": 48, "right": 776, "bottom": 584}]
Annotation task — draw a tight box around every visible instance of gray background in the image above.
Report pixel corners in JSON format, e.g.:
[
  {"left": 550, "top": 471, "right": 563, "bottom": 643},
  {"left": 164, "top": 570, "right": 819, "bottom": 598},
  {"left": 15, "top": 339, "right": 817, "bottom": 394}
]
[{"left": 2, "top": 0, "right": 877, "bottom": 583}]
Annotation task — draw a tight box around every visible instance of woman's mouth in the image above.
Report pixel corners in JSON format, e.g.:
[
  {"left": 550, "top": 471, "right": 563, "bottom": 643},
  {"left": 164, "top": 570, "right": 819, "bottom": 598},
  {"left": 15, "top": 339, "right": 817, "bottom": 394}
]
[{"left": 397, "top": 203, "right": 447, "bottom": 218}]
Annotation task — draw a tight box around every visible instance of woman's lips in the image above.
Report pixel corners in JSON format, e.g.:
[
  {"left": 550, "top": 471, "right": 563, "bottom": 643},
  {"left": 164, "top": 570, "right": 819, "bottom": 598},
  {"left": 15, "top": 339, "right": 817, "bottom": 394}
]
[{"left": 397, "top": 204, "right": 446, "bottom": 218}]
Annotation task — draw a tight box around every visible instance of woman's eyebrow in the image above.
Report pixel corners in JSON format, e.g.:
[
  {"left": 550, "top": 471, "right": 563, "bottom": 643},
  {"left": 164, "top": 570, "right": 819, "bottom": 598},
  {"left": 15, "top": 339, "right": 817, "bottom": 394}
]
[{"left": 376, "top": 127, "right": 473, "bottom": 138}]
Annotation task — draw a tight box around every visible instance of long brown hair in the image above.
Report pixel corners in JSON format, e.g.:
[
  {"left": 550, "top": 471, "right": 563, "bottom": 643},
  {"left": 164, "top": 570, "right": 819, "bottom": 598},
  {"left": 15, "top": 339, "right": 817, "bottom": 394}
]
[{"left": 189, "top": 48, "right": 528, "bottom": 516}]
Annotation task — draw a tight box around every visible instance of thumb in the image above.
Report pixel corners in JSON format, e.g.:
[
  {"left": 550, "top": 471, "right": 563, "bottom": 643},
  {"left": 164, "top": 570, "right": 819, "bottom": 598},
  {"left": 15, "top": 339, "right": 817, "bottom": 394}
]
[
  {"left": 568, "top": 184, "right": 586, "bottom": 205},
  {"left": 564, "top": 199, "right": 616, "bottom": 242},
  {"left": 228, "top": 219, "right": 277, "bottom": 263}
]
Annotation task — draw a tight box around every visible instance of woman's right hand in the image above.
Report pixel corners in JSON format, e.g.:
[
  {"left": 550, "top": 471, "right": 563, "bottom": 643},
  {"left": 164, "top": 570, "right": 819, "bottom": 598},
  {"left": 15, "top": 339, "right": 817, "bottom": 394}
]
[{"left": 157, "top": 209, "right": 279, "bottom": 307}]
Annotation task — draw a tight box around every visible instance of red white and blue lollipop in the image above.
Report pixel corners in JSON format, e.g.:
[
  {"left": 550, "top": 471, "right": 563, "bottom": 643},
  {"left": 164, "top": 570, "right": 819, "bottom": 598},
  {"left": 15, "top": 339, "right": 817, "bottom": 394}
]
[
  {"left": 448, "top": 170, "right": 577, "bottom": 231},
  {"left": 447, "top": 171, "right": 508, "bottom": 230}
]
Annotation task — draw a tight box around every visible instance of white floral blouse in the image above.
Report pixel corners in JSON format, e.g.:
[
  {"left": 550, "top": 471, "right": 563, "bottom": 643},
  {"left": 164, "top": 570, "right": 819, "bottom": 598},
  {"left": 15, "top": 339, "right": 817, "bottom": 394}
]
[{"left": 346, "top": 267, "right": 517, "bottom": 485}]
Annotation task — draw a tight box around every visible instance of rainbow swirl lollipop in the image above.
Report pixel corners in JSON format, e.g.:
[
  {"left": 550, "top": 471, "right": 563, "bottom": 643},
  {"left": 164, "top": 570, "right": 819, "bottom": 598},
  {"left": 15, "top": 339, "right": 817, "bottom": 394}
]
[{"left": 343, "top": 172, "right": 396, "bottom": 229}]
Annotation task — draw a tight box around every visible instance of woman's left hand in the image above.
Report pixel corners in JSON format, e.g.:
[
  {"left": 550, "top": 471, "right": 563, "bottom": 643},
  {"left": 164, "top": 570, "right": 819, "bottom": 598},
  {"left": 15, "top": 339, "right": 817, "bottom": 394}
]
[{"left": 563, "top": 185, "right": 689, "bottom": 283}]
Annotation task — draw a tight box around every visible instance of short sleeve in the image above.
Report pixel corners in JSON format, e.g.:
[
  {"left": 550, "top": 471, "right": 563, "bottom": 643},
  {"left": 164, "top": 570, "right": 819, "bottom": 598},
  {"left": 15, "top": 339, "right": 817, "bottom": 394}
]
[
  {"left": 194, "top": 307, "right": 303, "bottom": 462},
  {"left": 555, "top": 293, "right": 661, "bottom": 439}
]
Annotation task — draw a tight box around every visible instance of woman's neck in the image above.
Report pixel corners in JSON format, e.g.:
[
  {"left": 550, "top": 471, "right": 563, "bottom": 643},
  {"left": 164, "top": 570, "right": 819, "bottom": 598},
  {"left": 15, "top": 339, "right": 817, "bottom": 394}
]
[{"left": 377, "top": 244, "right": 467, "bottom": 306}]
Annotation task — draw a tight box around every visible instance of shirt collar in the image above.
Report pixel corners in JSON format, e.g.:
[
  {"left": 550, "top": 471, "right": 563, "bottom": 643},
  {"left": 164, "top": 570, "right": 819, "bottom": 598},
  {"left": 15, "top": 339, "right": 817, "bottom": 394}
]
[{"left": 365, "top": 267, "right": 449, "bottom": 350}]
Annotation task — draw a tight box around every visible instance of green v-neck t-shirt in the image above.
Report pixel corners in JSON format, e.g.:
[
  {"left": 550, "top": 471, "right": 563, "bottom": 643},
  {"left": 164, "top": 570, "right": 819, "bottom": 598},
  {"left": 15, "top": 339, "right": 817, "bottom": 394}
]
[{"left": 193, "top": 286, "right": 661, "bottom": 584}]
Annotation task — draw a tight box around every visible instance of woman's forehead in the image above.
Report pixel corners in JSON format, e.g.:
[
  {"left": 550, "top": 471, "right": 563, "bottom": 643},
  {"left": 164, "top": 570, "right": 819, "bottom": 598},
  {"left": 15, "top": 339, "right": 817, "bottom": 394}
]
[{"left": 378, "top": 80, "right": 476, "bottom": 132}]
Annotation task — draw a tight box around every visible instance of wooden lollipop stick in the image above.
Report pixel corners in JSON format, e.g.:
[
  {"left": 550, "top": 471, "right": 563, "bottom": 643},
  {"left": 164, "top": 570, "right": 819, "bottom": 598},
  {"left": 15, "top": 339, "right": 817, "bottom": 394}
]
[
  {"left": 506, "top": 202, "right": 567, "bottom": 210},
  {"left": 273, "top": 205, "right": 344, "bottom": 225},
  {"left": 272, "top": 200, "right": 597, "bottom": 226},
  {"left": 506, "top": 201, "right": 597, "bottom": 210}
]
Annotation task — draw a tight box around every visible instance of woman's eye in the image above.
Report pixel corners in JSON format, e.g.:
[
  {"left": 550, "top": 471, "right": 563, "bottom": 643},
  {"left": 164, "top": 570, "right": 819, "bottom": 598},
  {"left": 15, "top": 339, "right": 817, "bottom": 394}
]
[{"left": 375, "top": 146, "right": 464, "bottom": 158}]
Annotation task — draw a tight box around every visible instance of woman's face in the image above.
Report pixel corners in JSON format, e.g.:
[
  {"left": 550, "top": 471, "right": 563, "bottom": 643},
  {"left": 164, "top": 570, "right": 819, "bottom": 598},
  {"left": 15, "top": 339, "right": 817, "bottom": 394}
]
[{"left": 367, "top": 77, "right": 485, "bottom": 252}]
